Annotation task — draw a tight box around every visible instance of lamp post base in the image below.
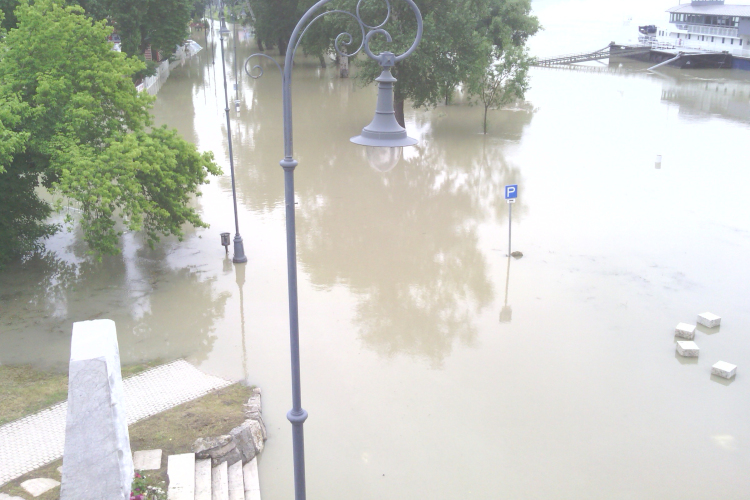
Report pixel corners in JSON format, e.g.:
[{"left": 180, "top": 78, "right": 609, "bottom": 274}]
[{"left": 233, "top": 235, "right": 248, "bottom": 263}]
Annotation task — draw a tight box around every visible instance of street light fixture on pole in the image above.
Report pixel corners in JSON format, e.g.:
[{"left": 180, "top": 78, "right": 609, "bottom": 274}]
[
  {"left": 219, "top": 14, "right": 247, "bottom": 263},
  {"left": 243, "top": 2, "right": 422, "bottom": 499}
]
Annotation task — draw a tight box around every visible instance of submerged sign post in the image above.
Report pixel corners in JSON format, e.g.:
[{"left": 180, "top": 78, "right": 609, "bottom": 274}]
[{"left": 505, "top": 185, "right": 518, "bottom": 257}]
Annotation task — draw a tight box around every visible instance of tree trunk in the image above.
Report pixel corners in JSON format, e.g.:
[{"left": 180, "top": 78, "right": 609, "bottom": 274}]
[
  {"left": 483, "top": 105, "right": 489, "bottom": 134},
  {"left": 318, "top": 54, "right": 327, "bottom": 68},
  {"left": 395, "top": 97, "right": 405, "bottom": 128},
  {"left": 340, "top": 55, "right": 349, "bottom": 78},
  {"left": 257, "top": 37, "right": 264, "bottom": 51},
  {"left": 278, "top": 37, "right": 287, "bottom": 56}
]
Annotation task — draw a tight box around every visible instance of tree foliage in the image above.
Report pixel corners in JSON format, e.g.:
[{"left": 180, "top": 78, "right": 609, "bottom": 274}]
[
  {"left": 248, "top": 0, "right": 299, "bottom": 54},
  {"left": 97, "top": 0, "right": 194, "bottom": 57},
  {"left": 470, "top": 45, "right": 531, "bottom": 134},
  {"left": 244, "top": 0, "right": 538, "bottom": 125},
  {"left": 357, "top": 0, "right": 539, "bottom": 124},
  {"left": 0, "top": 0, "right": 220, "bottom": 267},
  {"left": 1, "top": 0, "right": 194, "bottom": 58}
]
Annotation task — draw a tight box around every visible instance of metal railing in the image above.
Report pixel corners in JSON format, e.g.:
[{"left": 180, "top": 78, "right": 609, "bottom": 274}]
[{"left": 535, "top": 44, "right": 650, "bottom": 67}]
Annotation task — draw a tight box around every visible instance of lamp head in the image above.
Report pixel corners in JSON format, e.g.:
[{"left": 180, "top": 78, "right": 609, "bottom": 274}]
[
  {"left": 350, "top": 53, "right": 417, "bottom": 171},
  {"left": 219, "top": 15, "right": 230, "bottom": 36}
]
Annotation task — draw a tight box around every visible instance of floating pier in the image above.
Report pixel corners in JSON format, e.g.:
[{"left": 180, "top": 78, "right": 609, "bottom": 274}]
[{"left": 534, "top": 42, "right": 738, "bottom": 70}]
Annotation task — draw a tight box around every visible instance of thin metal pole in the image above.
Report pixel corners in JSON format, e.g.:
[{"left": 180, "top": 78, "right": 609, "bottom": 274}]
[
  {"left": 204, "top": 6, "right": 209, "bottom": 67},
  {"left": 280, "top": 159, "right": 307, "bottom": 500},
  {"left": 209, "top": 1, "right": 215, "bottom": 65},
  {"left": 220, "top": 22, "right": 247, "bottom": 263},
  {"left": 233, "top": 5, "right": 239, "bottom": 106}
]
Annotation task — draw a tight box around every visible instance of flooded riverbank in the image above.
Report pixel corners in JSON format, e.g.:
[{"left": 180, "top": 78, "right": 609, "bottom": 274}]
[{"left": 2, "top": 11, "right": 750, "bottom": 500}]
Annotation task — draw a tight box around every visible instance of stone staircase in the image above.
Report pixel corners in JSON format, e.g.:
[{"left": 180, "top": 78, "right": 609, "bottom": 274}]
[{"left": 167, "top": 453, "right": 260, "bottom": 500}]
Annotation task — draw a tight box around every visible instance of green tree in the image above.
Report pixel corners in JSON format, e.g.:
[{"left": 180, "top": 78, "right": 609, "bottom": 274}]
[
  {"left": 245, "top": 0, "right": 538, "bottom": 124},
  {"left": 471, "top": 45, "right": 531, "bottom": 134},
  {"left": 248, "top": 0, "right": 299, "bottom": 54},
  {"left": 2, "top": 0, "right": 193, "bottom": 57},
  {"left": 103, "top": 0, "right": 193, "bottom": 58},
  {"left": 0, "top": 0, "right": 220, "bottom": 267},
  {"left": 356, "top": 0, "right": 539, "bottom": 126}
]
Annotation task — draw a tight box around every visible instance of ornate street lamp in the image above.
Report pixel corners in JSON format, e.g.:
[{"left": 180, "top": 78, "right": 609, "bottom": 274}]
[
  {"left": 243, "top": 2, "right": 422, "bottom": 499},
  {"left": 219, "top": 15, "right": 247, "bottom": 263}
]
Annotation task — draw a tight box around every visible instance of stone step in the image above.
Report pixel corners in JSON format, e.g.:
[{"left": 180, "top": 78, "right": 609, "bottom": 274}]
[
  {"left": 195, "top": 458, "right": 212, "bottom": 500},
  {"left": 242, "top": 458, "right": 261, "bottom": 500},
  {"left": 227, "top": 461, "right": 244, "bottom": 500},
  {"left": 168, "top": 453, "right": 196, "bottom": 500},
  {"left": 211, "top": 461, "right": 229, "bottom": 500}
]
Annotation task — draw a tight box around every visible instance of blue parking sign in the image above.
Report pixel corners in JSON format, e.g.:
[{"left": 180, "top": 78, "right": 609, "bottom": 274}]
[{"left": 505, "top": 185, "right": 518, "bottom": 199}]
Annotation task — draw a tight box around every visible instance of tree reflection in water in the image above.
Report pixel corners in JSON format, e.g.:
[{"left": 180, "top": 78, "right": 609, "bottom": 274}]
[
  {"left": 0, "top": 239, "right": 229, "bottom": 369},
  {"left": 290, "top": 106, "right": 534, "bottom": 366}
]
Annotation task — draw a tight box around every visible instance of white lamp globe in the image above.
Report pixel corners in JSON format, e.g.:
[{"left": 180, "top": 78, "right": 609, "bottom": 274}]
[{"left": 365, "top": 146, "right": 403, "bottom": 173}]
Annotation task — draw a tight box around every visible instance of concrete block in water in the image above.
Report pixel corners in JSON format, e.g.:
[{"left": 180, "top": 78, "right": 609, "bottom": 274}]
[
  {"left": 675, "top": 323, "right": 696, "bottom": 340},
  {"left": 60, "top": 320, "right": 133, "bottom": 500},
  {"left": 697, "top": 312, "right": 721, "bottom": 328},
  {"left": 712, "top": 361, "right": 737, "bottom": 380},
  {"left": 676, "top": 341, "right": 700, "bottom": 357}
]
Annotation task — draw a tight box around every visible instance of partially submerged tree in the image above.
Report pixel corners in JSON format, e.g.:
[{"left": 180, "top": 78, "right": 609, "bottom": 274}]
[
  {"left": 248, "top": 0, "right": 299, "bottom": 55},
  {"left": 471, "top": 45, "right": 531, "bottom": 134},
  {"left": 0, "top": 0, "right": 220, "bottom": 267},
  {"left": 356, "top": 0, "right": 539, "bottom": 126},
  {"left": 103, "top": 0, "right": 193, "bottom": 58}
]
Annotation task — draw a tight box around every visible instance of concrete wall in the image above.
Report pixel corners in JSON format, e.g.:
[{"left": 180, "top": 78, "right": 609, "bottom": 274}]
[
  {"left": 137, "top": 42, "right": 202, "bottom": 95},
  {"left": 739, "top": 18, "right": 750, "bottom": 36}
]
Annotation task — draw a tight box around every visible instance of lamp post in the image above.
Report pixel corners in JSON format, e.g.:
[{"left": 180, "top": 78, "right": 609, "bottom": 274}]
[
  {"left": 219, "top": 15, "right": 247, "bottom": 263},
  {"left": 243, "top": 2, "right": 422, "bottom": 499}
]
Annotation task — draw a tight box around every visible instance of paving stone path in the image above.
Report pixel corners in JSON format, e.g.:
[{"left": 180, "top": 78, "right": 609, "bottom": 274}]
[{"left": 0, "top": 360, "right": 232, "bottom": 486}]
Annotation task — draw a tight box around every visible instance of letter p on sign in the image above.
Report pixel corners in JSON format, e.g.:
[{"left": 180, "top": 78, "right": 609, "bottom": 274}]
[{"left": 505, "top": 185, "right": 518, "bottom": 199}]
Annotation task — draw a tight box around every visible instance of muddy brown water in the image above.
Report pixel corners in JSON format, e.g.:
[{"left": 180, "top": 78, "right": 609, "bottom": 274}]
[{"left": 2, "top": 10, "right": 750, "bottom": 500}]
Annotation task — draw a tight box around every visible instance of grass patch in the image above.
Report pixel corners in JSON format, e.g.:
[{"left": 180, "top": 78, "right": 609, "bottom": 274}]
[
  {"left": 0, "top": 366, "right": 68, "bottom": 426},
  {"left": 0, "top": 361, "right": 163, "bottom": 426},
  {"left": 0, "top": 382, "right": 253, "bottom": 500}
]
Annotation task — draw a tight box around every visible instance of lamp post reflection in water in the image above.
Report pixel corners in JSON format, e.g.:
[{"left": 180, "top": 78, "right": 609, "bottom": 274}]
[
  {"left": 243, "top": 2, "right": 423, "bottom": 498},
  {"left": 500, "top": 256, "right": 512, "bottom": 323},
  {"left": 235, "top": 261, "right": 248, "bottom": 382}
]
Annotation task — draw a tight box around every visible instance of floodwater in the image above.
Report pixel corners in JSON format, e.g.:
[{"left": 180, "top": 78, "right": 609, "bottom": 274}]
[{"left": 2, "top": 3, "right": 750, "bottom": 499}]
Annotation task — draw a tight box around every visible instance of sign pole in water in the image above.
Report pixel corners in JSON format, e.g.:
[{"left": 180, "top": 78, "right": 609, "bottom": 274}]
[{"left": 505, "top": 184, "right": 518, "bottom": 256}]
